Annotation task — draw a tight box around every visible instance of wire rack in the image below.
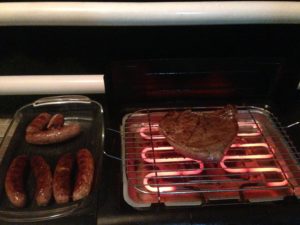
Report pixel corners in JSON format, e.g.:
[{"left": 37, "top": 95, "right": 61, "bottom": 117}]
[{"left": 122, "top": 106, "right": 300, "bottom": 208}]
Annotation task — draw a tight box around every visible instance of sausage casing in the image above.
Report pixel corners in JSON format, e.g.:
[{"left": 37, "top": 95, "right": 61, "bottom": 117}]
[
  {"left": 47, "top": 114, "right": 64, "bottom": 129},
  {"left": 25, "top": 112, "right": 81, "bottom": 145},
  {"left": 26, "top": 112, "right": 51, "bottom": 134},
  {"left": 72, "top": 149, "right": 94, "bottom": 201},
  {"left": 31, "top": 156, "right": 52, "bottom": 206},
  {"left": 53, "top": 153, "right": 73, "bottom": 204},
  {"left": 5, "top": 155, "right": 29, "bottom": 208},
  {"left": 26, "top": 124, "right": 81, "bottom": 145}
]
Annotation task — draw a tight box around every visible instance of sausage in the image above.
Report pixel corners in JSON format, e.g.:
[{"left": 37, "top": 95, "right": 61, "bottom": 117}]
[
  {"left": 31, "top": 156, "right": 52, "bottom": 206},
  {"left": 53, "top": 153, "right": 73, "bottom": 204},
  {"left": 26, "top": 124, "right": 81, "bottom": 145},
  {"left": 25, "top": 112, "right": 81, "bottom": 145},
  {"left": 47, "top": 114, "right": 64, "bottom": 129},
  {"left": 26, "top": 112, "right": 51, "bottom": 134},
  {"left": 5, "top": 155, "right": 28, "bottom": 208},
  {"left": 72, "top": 149, "right": 94, "bottom": 201}
]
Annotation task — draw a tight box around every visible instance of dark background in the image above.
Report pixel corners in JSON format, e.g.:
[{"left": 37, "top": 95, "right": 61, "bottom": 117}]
[
  {"left": 1, "top": 25, "right": 300, "bottom": 225},
  {"left": 0, "top": 25, "right": 300, "bottom": 75}
]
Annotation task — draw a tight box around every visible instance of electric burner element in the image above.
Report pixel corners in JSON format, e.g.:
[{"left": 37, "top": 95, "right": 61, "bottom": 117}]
[{"left": 122, "top": 107, "right": 300, "bottom": 208}]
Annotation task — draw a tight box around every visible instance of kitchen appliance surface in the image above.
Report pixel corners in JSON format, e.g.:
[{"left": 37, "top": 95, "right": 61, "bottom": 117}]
[
  {"left": 2, "top": 23, "right": 300, "bottom": 225},
  {"left": 95, "top": 57, "right": 300, "bottom": 225}
]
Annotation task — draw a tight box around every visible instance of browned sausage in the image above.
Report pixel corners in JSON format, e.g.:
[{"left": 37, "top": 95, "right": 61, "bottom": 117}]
[
  {"left": 72, "top": 149, "right": 94, "bottom": 201},
  {"left": 47, "top": 114, "right": 64, "bottom": 129},
  {"left": 5, "top": 155, "right": 28, "bottom": 208},
  {"left": 53, "top": 153, "right": 73, "bottom": 204},
  {"left": 31, "top": 156, "right": 52, "bottom": 206},
  {"left": 25, "top": 112, "right": 81, "bottom": 145},
  {"left": 25, "top": 124, "right": 81, "bottom": 145},
  {"left": 26, "top": 112, "right": 51, "bottom": 134}
]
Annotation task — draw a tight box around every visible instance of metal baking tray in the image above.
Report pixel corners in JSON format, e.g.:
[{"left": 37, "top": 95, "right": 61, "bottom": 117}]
[{"left": 0, "top": 95, "right": 104, "bottom": 222}]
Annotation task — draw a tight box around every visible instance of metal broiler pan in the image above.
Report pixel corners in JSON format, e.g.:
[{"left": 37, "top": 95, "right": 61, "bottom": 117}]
[{"left": 0, "top": 95, "right": 104, "bottom": 222}]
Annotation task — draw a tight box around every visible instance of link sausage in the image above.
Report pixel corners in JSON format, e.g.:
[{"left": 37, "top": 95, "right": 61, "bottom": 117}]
[
  {"left": 5, "top": 155, "right": 29, "bottom": 208},
  {"left": 26, "top": 124, "right": 81, "bottom": 145},
  {"left": 47, "top": 113, "right": 64, "bottom": 129},
  {"left": 26, "top": 112, "right": 51, "bottom": 134},
  {"left": 25, "top": 112, "right": 81, "bottom": 145},
  {"left": 73, "top": 149, "right": 94, "bottom": 201},
  {"left": 31, "top": 156, "right": 52, "bottom": 206},
  {"left": 53, "top": 153, "right": 73, "bottom": 204}
]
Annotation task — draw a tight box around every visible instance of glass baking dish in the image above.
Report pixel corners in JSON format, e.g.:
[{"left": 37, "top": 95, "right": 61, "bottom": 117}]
[{"left": 0, "top": 95, "right": 104, "bottom": 222}]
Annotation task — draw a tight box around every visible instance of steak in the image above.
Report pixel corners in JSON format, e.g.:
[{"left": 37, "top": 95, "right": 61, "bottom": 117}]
[{"left": 159, "top": 105, "right": 238, "bottom": 161}]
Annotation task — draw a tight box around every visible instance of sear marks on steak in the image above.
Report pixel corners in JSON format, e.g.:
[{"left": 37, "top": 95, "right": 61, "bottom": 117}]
[{"left": 159, "top": 105, "right": 238, "bottom": 161}]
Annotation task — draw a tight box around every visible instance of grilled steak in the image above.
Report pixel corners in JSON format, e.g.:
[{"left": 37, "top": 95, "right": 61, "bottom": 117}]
[{"left": 159, "top": 105, "right": 238, "bottom": 161}]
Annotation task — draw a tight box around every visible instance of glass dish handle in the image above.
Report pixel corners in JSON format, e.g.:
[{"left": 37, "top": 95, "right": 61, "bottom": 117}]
[
  {"left": 286, "top": 121, "right": 300, "bottom": 129},
  {"left": 33, "top": 95, "right": 91, "bottom": 107}
]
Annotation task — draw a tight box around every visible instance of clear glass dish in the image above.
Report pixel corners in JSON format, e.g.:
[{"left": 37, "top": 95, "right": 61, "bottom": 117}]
[{"left": 0, "top": 95, "right": 104, "bottom": 222}]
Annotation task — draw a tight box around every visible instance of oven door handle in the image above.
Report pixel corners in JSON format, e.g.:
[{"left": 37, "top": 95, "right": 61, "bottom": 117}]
[{"left": 33, "top": 95, "right": 92, "bottom": 107}]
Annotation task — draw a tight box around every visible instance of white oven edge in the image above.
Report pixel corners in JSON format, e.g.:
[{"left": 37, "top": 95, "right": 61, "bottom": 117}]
[
  {"left": 0, "top": 75, "right": 105, "bottom": 95},
  {"left": 1, "top": 1, "right": 300, "bottom": 26}
]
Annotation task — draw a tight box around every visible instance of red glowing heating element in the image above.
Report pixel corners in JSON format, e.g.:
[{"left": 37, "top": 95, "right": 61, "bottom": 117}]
[
  {"left": 220, "top": 143, "right": 288, "bottom": 187},
  {"left": 141, "top": 146, "right": 204, "bottom": 192},
  {"left": 139, "top": 121, "right": 288, "bottom": 193}
]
